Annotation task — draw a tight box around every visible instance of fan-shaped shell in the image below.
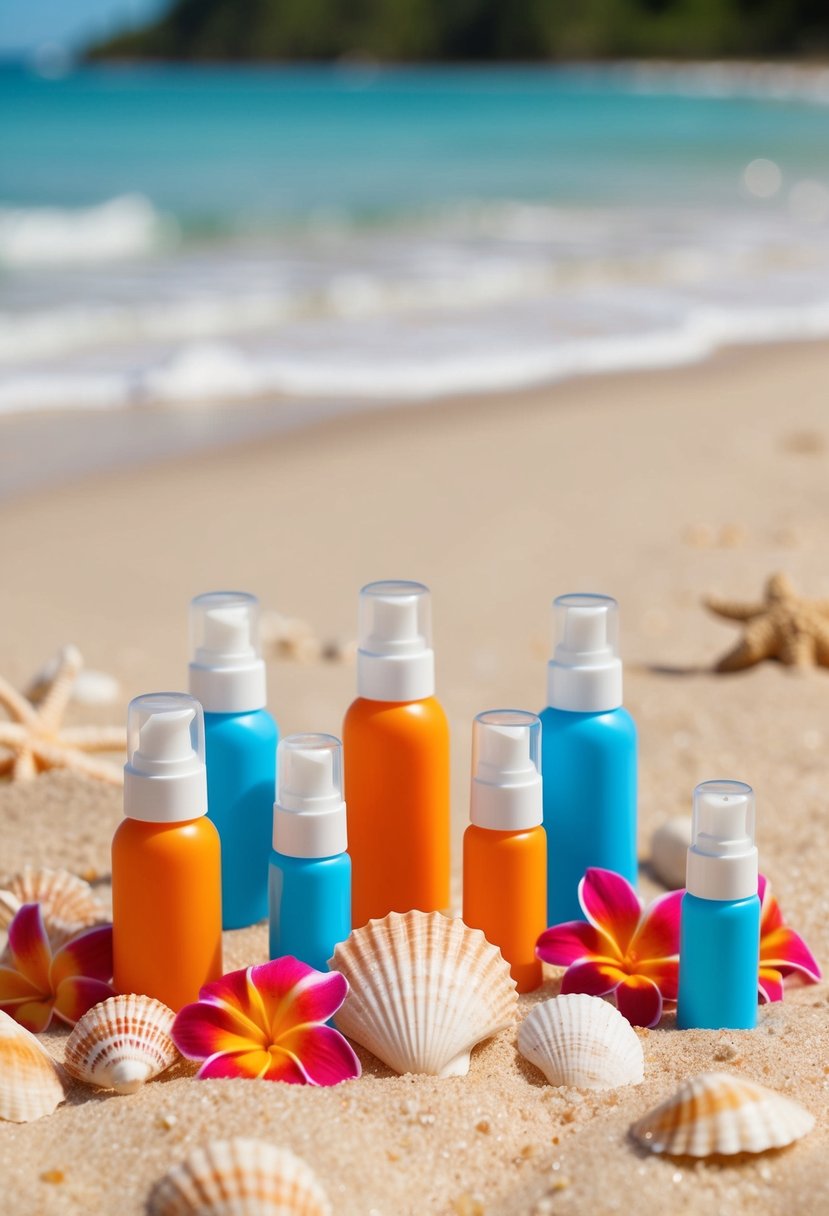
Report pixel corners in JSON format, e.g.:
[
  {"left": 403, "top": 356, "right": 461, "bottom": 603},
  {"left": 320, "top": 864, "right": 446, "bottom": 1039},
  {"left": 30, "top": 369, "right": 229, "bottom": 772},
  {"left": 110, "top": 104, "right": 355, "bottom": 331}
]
[
  {"left": 0, "top": 867, "right": 105, "bottom": 947},
  {"left": 330, "top": 910, "right": 518, "bottom": 1077},
  {"left": 518, "top": 993, "right": 644, "bottom": 1090},
  {"left": 64, "top": 994, "right": 177, "bottom": 1094},
  {"left": 631, "top": 1072, "right": 815, "bottom": 1157},
  {"left": 148, "top": 1138, "right": 331, "bottom": 1216},
  {"left": 0, "top": 1009, "right": 66, "bottom": 1122}
]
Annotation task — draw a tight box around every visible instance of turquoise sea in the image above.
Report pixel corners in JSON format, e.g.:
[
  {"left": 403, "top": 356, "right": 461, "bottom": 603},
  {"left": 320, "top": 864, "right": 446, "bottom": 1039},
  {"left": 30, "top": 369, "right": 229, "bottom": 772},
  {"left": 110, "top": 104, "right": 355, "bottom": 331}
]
[{"left": 2, "top": 62, "right": 829, "bottom": 413}]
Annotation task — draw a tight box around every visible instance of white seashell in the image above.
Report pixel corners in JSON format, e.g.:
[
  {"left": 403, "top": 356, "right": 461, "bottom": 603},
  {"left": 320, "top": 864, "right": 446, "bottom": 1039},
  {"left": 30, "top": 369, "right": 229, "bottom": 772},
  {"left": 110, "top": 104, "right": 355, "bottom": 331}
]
[
  {"left": 330, "top": 910, "right": 518, "bottom": 1078},
  {"left": 64, "top": 994, "right": 178, "bottom": 1094},
  {"left": 631, "top": 1072, "right": 815, "bottom": 1157},
  {"left": 649, "top": 816, "right": 691, "bottom": 889},
  {"left": 0, "top": 866, "right": 106, "bottom": 947},
  {"left": 517, "top": 994, "right": 644, "bottom": 1091},
  {"left": 26, "top": 655, "right": 120, "bottom": 706},
  {"left": 148, "top": 1138, "right": 331, "bottom": 1215},
  {"left": 0, "top": 1010, "right": 66, "bottom": 1122}
]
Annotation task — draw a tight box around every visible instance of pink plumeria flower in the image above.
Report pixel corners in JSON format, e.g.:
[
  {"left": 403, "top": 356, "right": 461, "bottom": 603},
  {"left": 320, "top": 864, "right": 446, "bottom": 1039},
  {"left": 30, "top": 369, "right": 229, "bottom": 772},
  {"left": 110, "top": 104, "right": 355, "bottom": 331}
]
[
  {"left": 0, "top": 903, "right": 114, "bottom": 1032},
  {"left": 172, "top": 956, "right": 361, "bottom": 1085},
  {"left": 536, "top": 868, "right": 682, "bottom": 1028},
  {"left": 758, "top": 873, "right": 821, "bottom": 1003}
]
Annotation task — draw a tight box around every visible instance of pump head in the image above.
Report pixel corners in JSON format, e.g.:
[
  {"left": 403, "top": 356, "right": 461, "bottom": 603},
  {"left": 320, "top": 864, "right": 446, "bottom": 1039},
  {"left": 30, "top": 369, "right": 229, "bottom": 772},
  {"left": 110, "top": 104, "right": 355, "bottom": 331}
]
[
  {"left": 686, "top": 779, "right": 758, "bottom": 901},
  {"left": 124, "top": 692, "right": 207, "bottom": 823},
  {"left": 547, "top": 593, "right": 623, "bottom": 712},
  {"left": 356, "top": 580, "right": 435, "bottom": 701},
  {"left": 470, "top": 709, "right": 542, "bottom": 831},
  {"left": 189, "top": 590, "right": 266, "bottom": 713},
  {"left": 273, "top": 733, "right": 347, "bottom": 859}
]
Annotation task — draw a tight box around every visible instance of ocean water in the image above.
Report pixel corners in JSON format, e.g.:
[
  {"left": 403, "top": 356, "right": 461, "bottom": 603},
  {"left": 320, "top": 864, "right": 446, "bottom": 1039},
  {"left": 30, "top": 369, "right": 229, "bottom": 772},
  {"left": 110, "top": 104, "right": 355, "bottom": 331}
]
[{"left": 2, "top": 62, "right": 829, "bottom": 415}]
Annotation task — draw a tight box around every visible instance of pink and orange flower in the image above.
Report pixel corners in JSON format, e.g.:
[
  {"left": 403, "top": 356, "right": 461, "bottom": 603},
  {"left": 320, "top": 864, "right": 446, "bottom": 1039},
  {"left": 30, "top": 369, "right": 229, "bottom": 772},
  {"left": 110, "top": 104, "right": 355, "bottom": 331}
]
[
  {"left": 536, "top": 868, "right": 682, "bottom": 1028},
  {"left": 758, "top": 873, "right": 821, "bottom": 1002},
  {"left": 172, "top": 956, "right": 361, "bottom": 1085},
  {"left": 0, "top": 902, "right": 114, "bottom": 1032}
]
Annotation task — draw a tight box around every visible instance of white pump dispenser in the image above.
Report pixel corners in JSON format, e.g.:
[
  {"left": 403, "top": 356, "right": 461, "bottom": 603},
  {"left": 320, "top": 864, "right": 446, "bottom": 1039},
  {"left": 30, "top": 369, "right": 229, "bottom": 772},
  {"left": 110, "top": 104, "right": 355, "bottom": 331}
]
[
  {"left": 123, "top": 693, "right": 207, "bottom": 823},
  {"left": 189, "top": 591, "right": 266, "bottom": 714},
  {"left": 470, "top": 710, "right": 542, "bottom": 831},
  {"left": 356, "top": 580, "right": 435, "bottom": 701},
  {"left": 272, "top": 734, "right": 347, "bottom": 859},
  {"left": 686, "top": 780, "right": 758, "bottom": 901},
  {"left": 547, "top": 593, "right": 623, "bottom": 713}
]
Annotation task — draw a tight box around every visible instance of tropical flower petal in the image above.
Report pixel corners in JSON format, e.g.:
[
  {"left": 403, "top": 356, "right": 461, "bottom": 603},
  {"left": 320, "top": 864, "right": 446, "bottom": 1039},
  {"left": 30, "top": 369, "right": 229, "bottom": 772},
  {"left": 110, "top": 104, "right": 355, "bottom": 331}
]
[
  {"left": 50, "top": 925, "right": 113, "bottom": 989},
  {"left": 196, "top": 966, "right": 267, "bottom": 1036},
  {"left": 758, "top": 967, "right": 784, "bottom": 1004},
  {"left": 615, "top": 974, "right": 663, "bottom": 1028},
  {"left": 627, "top": 888, "right": 682, "bottom": 966},
  {"left": 7, "top": 904, "right": 52, "bottom": 990},
  {"left": 535, "top": 919, "right": 609, "bottom": 967},
  {"left": 53, "top": 976, "right": 115, "bottom": 1025},
  {"left": 10, "top": 998, "right": 55, "bottom": 1033},
  {"left": 560, "top": 958, "right": 625, "bottom": 997},
  {"left": 173, "top": 998, "right": 267, "bottom": 1060},
  {"left": 761, "top": 926, "right": 822, "bottom": 983},
  {"left": 261, "top": 1047, "right": 315, "bottom": 1085},
  {"left": 278, "top": 1024, "right": 361, "bottom": 1086},
  {"left": 579, "top": 869, "right": 642, "bottom": 956},
  {"left": 758, "top": 874, "right": 784, "bottom": 935},
  {"left": 197, "top": 1049, "right": 274, "bottom": 1080},
  {"left": 0, "top": 965, "right": 43, "bottom": 1005},
  {"left": 635, "top": 956, "right": 680, "bottom": 1002},
  {"left": 249, "top": 959, "right": 348, "bottom": 1035}
]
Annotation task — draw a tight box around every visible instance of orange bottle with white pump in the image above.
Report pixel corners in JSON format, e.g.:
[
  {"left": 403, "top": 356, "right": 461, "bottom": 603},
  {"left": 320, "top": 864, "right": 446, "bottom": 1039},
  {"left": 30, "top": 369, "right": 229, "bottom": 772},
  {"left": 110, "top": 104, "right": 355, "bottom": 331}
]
[
  {"left": 343, "top": 581, "right": 450, "bottom": 928},
  {"left": 112, "top": 693, "right": 223, "bottom": 1012},
  {"left": 463, "top": 710, "right": 546, "bottom": 993}
]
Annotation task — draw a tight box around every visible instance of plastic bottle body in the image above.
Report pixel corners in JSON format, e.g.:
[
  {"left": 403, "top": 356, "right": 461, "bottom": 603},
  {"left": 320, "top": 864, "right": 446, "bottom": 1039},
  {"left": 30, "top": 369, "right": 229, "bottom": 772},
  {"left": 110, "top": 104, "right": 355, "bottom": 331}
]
[
  {"left": 463, "top": 824, "right": 546, "bottom": 992},
  {"left": 204, "top": 708, "right": 278, "bottom": 930},
  {"left": 344, "top": 695, "right": 450, "bottom": 927},
  {"left": 677, "top": 892, "right": 760, "bottom": 1030},
  {"left": 269, "top": 851, "right": 351, "bottom": 973},
  {"left": 540, "top": 705, "right": 637, "bottom": 926},
  {"left": 112, "top": 815, "right": 223, "bottom": 1012}
]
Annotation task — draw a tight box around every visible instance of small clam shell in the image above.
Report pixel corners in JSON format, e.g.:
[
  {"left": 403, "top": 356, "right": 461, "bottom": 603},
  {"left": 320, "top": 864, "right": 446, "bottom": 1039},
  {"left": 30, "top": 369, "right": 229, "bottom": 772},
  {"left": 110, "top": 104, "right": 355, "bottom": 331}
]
[
  {"left": 330, "top": 910, "right": 518, "bottom": 1078},
  {"left": 148, "top": 1138, "right": 331, "bottom": 1215},
  {"left": 0, "top": 1010, "right": 66, "bottom": 1123},
  {"left": 0, "top": 866, "right": 105, "bottom": 947},
  {"left": 518, "top": 994, "right": 644, "bottom": 1091},
  {"left": 64, "top": 994, "right": 178, "bottom": 1095},
  {"left": 631, "top": 1072, "right": 815, "bottom": 1157},
  {"left": 26, "top": 654, "right": 120, "bottom": 706}
]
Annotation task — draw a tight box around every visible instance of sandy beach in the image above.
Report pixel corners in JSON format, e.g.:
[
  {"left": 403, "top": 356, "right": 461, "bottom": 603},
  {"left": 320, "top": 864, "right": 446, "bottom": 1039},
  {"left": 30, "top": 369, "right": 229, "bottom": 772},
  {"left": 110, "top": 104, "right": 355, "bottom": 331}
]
[{"left": 1, "top": 338, "right": 828, "bottom": 1214}]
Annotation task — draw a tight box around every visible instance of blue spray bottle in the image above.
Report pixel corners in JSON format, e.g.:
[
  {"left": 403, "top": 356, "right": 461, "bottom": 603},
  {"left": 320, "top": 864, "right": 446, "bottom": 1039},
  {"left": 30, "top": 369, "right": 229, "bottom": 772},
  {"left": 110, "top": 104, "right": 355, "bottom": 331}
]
[
  {"left": 541, "top": 594, "right": 637, "bottom": 926},
  {"left": 269, "top": 733, "right": 351, "bottom": 973},
  {"left": 189, "top": 591, "right": 278, "bottom": 930},
  {"left": 677, "top": 780, "right": 760, "bottom": 1030}
]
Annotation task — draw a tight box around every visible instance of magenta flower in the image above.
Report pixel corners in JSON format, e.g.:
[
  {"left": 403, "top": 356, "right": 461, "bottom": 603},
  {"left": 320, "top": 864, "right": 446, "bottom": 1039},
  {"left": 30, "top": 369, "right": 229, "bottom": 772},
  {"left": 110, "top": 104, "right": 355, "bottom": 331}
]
[
  {"left": 758, "top": 873, "right": 821, "bottom": 1003},
  {"left": 0, "top": 903, "right": 114, "bottom": 1032},
  {"left": 536, "top": 868, "right": 682, "bottom": 1028},
  {"left": 172, "top": 956, "right": 361, "bottom": 1086}
]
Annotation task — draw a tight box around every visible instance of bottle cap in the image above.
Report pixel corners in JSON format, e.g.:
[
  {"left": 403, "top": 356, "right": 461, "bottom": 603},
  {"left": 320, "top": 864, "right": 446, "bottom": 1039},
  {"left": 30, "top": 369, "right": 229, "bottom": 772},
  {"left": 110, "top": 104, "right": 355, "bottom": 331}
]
[
  {"left": 124, "top": 692, "right": 207, "bottom": 823},
  {"left": 272, "top": 733, "right": 347, "bottom": 859},
  {"left": 686, "top": 779, "right": 758, "bottom": 901},
  {"left": 547, "top": 593, "right": 623, "bottom": 712},
  {"left": 356, "top": 580, "right": 435, "bottom": 702},
  {"left": 189, "top": 591, "right": 267, "bottom": 713},
  {"left": 470, "top": 709, "right": 542, "bottom": 831}
]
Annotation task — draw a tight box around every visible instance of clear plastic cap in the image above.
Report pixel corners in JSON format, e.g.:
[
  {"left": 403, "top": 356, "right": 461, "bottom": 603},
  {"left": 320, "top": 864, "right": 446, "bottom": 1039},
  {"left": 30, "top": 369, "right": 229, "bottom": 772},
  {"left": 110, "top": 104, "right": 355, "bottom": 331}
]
[
  {"left": 547, "top": 593, "right": 623, "bottom": 712},
  {"left": 470, "top": 709, "right": 542, "bottom": 830},
  {"left": 124, "top": 693, "right": 207, "bottom": 822},
  {"left": 189, "top": 591, "right": 266, "bottom": 713},
  {"left": 273, "top": 733, "right": 347, "bottom": 859},
  {"left": 356, "top": 580, "right": 435, "bottom": 701},
  {"left": 686, "top": 779, "right": 758, "bottom": 900}
]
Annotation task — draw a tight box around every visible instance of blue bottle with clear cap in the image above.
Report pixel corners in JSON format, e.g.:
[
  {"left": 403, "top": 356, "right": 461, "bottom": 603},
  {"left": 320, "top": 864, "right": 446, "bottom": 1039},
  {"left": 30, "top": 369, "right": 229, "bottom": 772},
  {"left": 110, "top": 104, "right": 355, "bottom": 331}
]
[
  {"left": 540, "top": 593, "right": 638, "bottom": 926},
  {"left": 189, "top": 591, "right": 278, "bottom": 931}
]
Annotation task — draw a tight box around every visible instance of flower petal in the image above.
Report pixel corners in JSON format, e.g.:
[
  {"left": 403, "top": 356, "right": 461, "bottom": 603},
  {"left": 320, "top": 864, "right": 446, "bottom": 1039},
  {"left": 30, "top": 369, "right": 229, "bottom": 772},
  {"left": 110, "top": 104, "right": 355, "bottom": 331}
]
[
  {"left": 761, "top": 926, "right": 821, "bottom": 983},
  {"left": 758, "top": 874, "right": 784, "bottom": 936},
  {"left": 758, "top": 967, "right": 784, "bottom": 1004},
  {"left": 277, "top": 1024, "right": 361, "bottom": 1086},
  {"left": 197, "top": 966, "right": 266, "bottom": 1037},
  {"left": 249, "top": 958, "right": 348, "bottom": 1035},
  {"left": 615, "top": 974, "right": 663, "bottom": 1028},
  {"left": 173, "top": 999, "right": 267, "bottom": 1061},
  {"left": 262, "top": 1047, "right": 315, "bottom": 1084},
  {"left": 635, "top": 956, "right": 680, "bottom": 1001},
  {"left": 50, "top": 925, "right": 113, "bottom": 989},
  {"left": 560, "top": 959, "right": 625, "bottom": 997},
  {"left": 7, "top": 904, "right": 52, "bottom": 990},
  {"left": 53, "top": 976, "right": 115, "bottom": 1025},
  {"left": 579, "top": 869, "right": 642, "bottom": 956},
  {"left": 627, "top": 889, "right": 682, "bottom": 967},
  {"left": 0, "top": 966, "right": 43, "bottom": 1005},
  {"left": 9, "top": 998, "right": 55, "bottom": 1033},
  {"left": 535, "top": 920, "right": 609, "bottom": 967},
  {"left": 197, "top": 1049, "right": 274, "bottom": 1080}
]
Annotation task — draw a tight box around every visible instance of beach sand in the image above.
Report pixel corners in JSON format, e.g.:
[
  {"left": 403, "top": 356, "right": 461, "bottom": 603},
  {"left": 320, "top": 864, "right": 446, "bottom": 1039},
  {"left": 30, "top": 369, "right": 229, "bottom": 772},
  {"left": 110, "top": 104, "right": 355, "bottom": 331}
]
[{"left": 1, "top": 339, "right": 828, "bottom": 1214}]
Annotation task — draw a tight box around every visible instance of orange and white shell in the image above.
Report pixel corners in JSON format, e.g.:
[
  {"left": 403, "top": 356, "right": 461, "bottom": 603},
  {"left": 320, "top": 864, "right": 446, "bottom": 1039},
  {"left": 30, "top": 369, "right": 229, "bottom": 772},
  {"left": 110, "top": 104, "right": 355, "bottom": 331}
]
[
  {"left": 64, "top": 993, "right": 177, "bottom": 1095},
  {"left": 0, "top": 866, "right": 105, "bottom": 947},
  {"left": 330, "top": 910, "right": 518, "bottom": 1078},
  {"left": 631, "top": 1071, "right": 815, "bottom": 1157},
  {"left": 0, "top": 1009, "right": 66, "bottom": 1122},
  {"left": 518, "top": 993, "right": 644, "bottom": 1090},
  {"left": 148, "top": 1138, "right": 331, "bottom": 1216}
]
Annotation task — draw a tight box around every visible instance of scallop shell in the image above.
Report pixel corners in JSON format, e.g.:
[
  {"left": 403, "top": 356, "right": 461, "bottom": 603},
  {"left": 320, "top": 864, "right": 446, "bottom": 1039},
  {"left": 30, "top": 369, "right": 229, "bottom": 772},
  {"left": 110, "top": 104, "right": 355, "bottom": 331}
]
[
  {"left": 517, "top": 993, "right": 644, "bottom": 1090},
  {"left": 64, "top": 994, "right": 178, "bottom": 1094},
  {"left": 0, "top": 1009, "right": 66, "bottom": 1122},
  {"left": 148, "top": 1138, "right": 331, "bottom": 1216},
  {"left": 330, "top": 910, "right": 518, "bottom": 1077},
  {"left": 631, "top": 1072, "right": 815, "bottom": 1157},
  {"left": 0, "top": 866, "right": 105, "bottom": 947}
]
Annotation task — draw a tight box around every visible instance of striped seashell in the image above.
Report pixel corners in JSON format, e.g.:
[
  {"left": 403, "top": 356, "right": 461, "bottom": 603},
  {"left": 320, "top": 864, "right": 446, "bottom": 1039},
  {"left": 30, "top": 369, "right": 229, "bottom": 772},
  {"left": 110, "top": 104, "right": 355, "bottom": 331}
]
[
  {"left": 64, "top": 994, "right": 177, "bottom": 1095},
  {"left": 631, "top": 1071, "right": 815, "bottom": 1157},
  {"left": 148, "top": 1138, "right": 331, "bottom": 1215},
  {"left": 330, "top": 910, "right": 518, "bottom": 1078},
  {"left": 0, "top": 1010, "right": 66, "bottom": 1123},
  {"left": 518, "top": 993, "right": 644, "bottom": 1090},
  {"left": 0, "top": 866, "right": 105, "bottom": 947}
]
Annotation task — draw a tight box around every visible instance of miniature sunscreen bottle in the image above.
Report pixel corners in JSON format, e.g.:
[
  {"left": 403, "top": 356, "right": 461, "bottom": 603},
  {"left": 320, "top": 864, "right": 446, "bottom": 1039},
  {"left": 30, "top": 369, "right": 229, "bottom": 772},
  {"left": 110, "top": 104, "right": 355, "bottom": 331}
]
[
  {"left": 112, "top": 693, "right": 223, "bottom": 1012},
  {"left": 677, "top": 780, "right": 760, "bottom": 1030},
  {"left": 269, "top": 733, "right": 351, "bottom": 973},
  {"left": 541, "top": 594, "right": 637, "bottom": 926},
  {"left": 463, "top": 710, "right": 546, "bottom": 993},
  {"left": 343, "top": 580, "right": 450, "bottom": 927},
  {"left": 189, "top": 591, "right": 278, "bottom": 930}
]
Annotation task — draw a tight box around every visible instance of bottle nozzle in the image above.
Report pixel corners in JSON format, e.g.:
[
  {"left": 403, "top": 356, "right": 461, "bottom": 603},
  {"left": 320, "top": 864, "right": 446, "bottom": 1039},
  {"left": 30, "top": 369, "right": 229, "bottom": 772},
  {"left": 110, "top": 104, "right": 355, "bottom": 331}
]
[
  {"left": 686, "top": 779, "right": 758, "bottom": 900},
  {"left": 356, "top": 580, "right": 435, "bottom": 701},
  {"left": 470, "top": 709, "right": 542, "bottom": 831},
  {"left": 547, "top": 592, "right": 623, "bottom": 712},
  {"left": 273, "top": 734, "right": 347, "bottom": 859},
  {"left": 124, "top": 693, "right": 207, "bottom": 823},
  {"left": 136, "top": 706, "right": 196, "bottom": 767},
  {"left": 189, "top": 590, "right": 267, "bottom": 713}
]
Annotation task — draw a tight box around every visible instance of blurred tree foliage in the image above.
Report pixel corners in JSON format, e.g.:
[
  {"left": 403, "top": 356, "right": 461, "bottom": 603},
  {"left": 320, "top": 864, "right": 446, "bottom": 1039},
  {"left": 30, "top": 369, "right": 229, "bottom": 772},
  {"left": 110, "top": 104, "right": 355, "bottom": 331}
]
[{"left": 89, "top": 0, "right": 829, "bottom": 60}]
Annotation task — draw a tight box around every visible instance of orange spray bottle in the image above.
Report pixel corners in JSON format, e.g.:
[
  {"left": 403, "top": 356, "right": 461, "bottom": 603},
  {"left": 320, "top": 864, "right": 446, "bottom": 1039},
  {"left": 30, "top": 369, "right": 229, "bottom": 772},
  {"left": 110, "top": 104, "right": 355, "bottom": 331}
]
[
  {"left": 112, "top": 693, "right": 223, "bottom": 1011},
  {"left": 343, "top": 581, "right": 450, "bottom": 927},
  {"left": 463, "top": 710, "right": 546, "bottom": 993}
]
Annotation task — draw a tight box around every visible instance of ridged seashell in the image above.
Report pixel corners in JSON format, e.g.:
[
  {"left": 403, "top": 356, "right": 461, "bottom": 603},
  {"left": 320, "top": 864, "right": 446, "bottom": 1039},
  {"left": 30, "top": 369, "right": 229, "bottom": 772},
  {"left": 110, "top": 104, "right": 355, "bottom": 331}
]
[
  {"left": 649, "top": 816, "right": 691, "bottom": 889},
  {"left": 0, "top": 866, "right": 105, "bottom": 946},
  {"left": 631, "top": 1072, "right": 815, "bottom": 1157},
  {"left": 148, "top": 1138, "right": 331, "bottom": 1216},
  {"left": 517, "top": 994, "right": 644, "bottom": 1091},
  {"left": 330, "top": 910, "right": 518, "bottom": 1077},
  {"left": 64, "top": 994, "right": 178, "bottom": 1094},
  {"left": 0, "top": 1010, "right": 66, "bottom": 1122}
]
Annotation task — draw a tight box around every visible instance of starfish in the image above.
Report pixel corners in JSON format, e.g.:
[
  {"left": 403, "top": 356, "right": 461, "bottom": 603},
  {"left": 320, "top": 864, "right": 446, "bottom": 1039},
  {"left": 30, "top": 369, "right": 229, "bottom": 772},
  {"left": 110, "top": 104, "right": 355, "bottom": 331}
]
[
  {"left": 705, "top": 572, "right": 829, "bottom": 671},
  {"left": 0, "top": 646, "right": 125, "bottom": 782}
]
